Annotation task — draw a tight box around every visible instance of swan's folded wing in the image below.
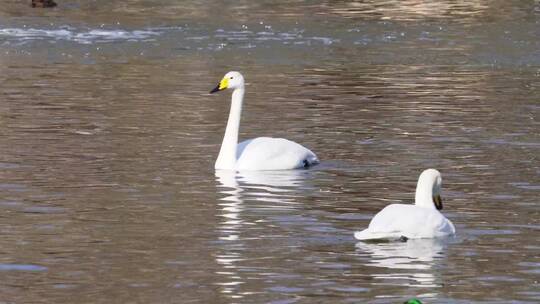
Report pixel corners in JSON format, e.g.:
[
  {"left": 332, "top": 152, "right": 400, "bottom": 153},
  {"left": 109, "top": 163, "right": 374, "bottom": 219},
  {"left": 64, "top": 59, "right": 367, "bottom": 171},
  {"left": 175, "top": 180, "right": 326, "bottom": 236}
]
[
  {"left": 236, "top": 137, "right": 318, "bottom": 170},
  {"left": 359, "top": 204, "right": 453, "bottom": 240},
  {"left": 355, "top": 205, "right": 416, "bottom": 240}
]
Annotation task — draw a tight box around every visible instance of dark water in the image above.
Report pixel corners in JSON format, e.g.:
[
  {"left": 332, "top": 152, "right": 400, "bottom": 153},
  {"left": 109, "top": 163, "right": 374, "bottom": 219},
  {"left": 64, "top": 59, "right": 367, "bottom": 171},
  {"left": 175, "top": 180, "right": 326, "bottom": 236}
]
[{"left": 0, "top": 1, "right": 539, "bottom": 303}]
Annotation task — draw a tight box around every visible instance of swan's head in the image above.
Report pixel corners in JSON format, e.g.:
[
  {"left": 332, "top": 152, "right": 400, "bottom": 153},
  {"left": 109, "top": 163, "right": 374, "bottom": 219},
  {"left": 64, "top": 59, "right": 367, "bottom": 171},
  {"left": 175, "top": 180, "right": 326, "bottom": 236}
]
[
  {"left": 415, "top": 168, "right": 443, "bottom": 210},
  {"left": 210, "top": 71, "right": 245, "bottom": 93}
]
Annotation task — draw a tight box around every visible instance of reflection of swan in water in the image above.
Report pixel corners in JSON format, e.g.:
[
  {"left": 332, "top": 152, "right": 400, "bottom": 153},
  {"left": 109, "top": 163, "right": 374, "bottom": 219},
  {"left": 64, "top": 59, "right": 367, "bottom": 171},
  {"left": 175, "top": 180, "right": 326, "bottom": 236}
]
[
  {"left": 215, "top": 170, "right": 245, "bottom": 242},
  {"left": 214, "top": 169, "right": 312, "bottom": 299},
  {"left": 234, "top": 170, "right": 309, "bottom": 188},
  {"left": 216, "top": 169, "right": 310, "bottom": 210},
  {"left": 356, "top": 238, "right": 446, "bottom": 288}
]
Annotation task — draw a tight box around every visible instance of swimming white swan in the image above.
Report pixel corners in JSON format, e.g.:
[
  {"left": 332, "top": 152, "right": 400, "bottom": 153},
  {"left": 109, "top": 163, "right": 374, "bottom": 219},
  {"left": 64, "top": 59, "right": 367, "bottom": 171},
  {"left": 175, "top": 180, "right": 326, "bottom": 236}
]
[
  {"left": 354, "top": 169, "right": 455, "bottom": 241},
  {"left": 210, "top": 71, "right": 319, "bottom": 171}
]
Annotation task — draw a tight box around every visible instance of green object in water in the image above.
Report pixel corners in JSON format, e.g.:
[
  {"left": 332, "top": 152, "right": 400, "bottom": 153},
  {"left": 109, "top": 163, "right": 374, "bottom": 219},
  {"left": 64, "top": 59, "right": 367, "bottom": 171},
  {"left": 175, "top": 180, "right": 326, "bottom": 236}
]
[{"left": 403, "top": 299, "right": 422, "bottom": 304}]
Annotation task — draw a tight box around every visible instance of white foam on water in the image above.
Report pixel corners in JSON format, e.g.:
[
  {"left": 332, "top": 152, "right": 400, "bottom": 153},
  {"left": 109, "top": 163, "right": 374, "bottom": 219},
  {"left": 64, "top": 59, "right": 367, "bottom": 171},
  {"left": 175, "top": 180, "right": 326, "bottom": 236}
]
[
  {"left": 0, "top": 25, "right": 337, "bottom": 51},
  {"left": 0, "top": 27, "right": 161, "bottom": 44}
]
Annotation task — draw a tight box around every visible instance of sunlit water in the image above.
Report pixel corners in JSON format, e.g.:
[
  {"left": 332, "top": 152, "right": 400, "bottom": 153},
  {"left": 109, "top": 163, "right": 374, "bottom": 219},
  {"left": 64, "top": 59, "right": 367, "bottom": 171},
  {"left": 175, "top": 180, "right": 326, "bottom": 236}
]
[{"left": 0, "top": 1, "right": 539, "bottom": 303}]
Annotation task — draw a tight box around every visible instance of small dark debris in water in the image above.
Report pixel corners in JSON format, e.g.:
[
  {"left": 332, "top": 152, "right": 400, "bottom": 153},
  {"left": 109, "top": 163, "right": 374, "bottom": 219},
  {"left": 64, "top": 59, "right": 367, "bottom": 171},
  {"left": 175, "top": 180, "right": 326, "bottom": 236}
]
[
  {"left": 31, "top": 0, "right": 57, "bottom": 8},
  {"left": 399, "top": 235, "right": 409, "bottom": 242}
]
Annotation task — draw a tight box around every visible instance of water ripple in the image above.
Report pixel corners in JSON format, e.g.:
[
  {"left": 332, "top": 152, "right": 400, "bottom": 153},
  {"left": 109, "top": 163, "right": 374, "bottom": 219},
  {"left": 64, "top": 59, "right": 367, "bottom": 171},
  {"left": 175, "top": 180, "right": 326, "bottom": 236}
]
[{"left": 0, "top": 264, "right": 48, "bottom": 272}]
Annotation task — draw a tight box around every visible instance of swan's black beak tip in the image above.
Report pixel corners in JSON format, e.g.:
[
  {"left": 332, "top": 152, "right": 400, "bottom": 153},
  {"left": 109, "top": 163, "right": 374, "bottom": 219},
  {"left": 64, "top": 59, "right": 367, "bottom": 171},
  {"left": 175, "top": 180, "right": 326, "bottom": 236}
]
[{"left": 210, "top": 85, "right": 220, "bottom": 94}]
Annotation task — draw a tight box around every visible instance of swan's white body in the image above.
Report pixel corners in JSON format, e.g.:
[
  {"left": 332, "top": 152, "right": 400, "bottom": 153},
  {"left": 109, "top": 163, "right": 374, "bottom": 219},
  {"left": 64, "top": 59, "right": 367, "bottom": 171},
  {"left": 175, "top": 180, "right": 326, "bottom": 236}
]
[
  {"left": 235, "top": 137, "right": 318, "bottom": 171},
  {"left": 355, "top": 169, "right": 455, "bottom": 241},
  {"left": 354, "top": 204, "right": 455, "bottom": 240},
  {"left": 211, "top": 71, "right": 318, "bottom": 171}
]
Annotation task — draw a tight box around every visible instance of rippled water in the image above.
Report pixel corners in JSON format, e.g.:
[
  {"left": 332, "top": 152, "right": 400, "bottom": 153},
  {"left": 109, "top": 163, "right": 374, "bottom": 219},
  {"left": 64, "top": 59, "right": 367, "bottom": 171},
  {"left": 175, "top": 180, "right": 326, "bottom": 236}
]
[{"left": 0, "top": 1, "right": 539, "bottom": 303}]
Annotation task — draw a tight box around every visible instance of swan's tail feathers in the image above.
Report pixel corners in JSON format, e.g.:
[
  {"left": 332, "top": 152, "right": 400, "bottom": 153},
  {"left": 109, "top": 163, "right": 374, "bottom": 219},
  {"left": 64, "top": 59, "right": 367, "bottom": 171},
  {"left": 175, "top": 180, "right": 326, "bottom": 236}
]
[
  {"left": 354, "top": 229, "right": 374, "bottom": 241},
  {"left": 303, "top": 155, "right": 320, "bottom": 168},
  {"left": 354, "top": 229, "right": 405, "bottom": 242}
]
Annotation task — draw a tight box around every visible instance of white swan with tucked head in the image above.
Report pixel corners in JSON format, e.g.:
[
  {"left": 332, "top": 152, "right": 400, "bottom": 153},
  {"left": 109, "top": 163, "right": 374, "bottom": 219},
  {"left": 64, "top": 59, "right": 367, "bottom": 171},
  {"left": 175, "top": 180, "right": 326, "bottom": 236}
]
[
  {"left": 210, "top": 71, "right": 319, "bottom": 171},
  {"left": 355, "top": 169, "right": 455, "bottom": 241}
]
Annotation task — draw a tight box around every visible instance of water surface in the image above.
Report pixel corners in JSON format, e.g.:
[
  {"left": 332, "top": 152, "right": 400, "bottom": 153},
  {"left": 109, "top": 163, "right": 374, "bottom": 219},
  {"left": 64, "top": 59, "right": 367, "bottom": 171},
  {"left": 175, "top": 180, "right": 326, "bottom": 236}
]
[{"left": 0, "top": 1, "right": 539, "bottom": 303}]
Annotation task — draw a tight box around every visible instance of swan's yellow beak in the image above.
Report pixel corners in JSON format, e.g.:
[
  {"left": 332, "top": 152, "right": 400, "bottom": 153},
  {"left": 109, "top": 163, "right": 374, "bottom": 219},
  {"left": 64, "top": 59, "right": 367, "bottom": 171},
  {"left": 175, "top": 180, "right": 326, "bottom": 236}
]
[
  {"left": 210, "top": 77, "right": 228, "bottom": 94},
  {"left": 433, "top": 194, "right": 443, "bottom": 210}
]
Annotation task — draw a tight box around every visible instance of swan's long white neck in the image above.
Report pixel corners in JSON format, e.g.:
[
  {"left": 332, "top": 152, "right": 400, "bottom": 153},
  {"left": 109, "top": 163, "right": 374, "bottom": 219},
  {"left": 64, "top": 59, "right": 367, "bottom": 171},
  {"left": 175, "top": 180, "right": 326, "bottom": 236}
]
[
  {"left": 414, "top": 174, "right": 437, "bottom": 209},
  {"left": 215, "top": 88, "right": 244, "bottom": 170}
]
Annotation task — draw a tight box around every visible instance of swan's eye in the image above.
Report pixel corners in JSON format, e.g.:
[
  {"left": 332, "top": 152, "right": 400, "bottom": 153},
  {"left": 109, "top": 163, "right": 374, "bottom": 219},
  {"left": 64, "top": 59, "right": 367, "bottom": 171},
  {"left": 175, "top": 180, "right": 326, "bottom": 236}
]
[{"left": 230, "top": 77, "right": 234, "bottom": 79}]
